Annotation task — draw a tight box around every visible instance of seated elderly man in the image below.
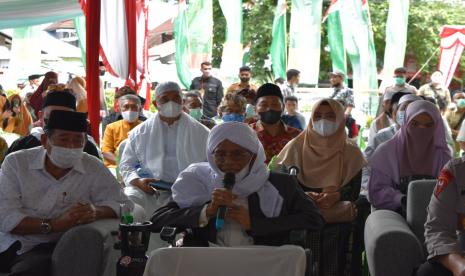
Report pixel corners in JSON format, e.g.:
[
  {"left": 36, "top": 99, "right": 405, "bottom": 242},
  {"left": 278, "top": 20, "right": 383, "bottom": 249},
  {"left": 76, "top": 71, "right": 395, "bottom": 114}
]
[
  {"left": 0, "top": 110, "right": 131, "bottom": 276},
  {"left": 120, "top": 81, "right": 210, "bottom": 218},
  {"left": 6, "top": 90, "right": 100, "bottom": 159},
  {"left": 151, "top": 122, "right": 324, "bottom": 246},
  {"left": 101, "top": 94, "right": 143, "bottom": 167}
]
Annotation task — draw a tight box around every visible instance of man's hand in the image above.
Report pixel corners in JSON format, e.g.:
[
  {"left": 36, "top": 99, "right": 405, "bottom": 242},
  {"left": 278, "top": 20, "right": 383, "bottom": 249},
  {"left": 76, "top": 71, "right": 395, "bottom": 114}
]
[
  {"left": 439, "top": 253, "right": 465, "bottom": 276},
  {"left": 1, "top": 110, "right": 12, "bottom": 120},
  {"left": 226, "top": 206, "right": 251, "bottom": 231},
  {"left": 51, "top": 203, "right": 89, "bottom": 232},
  {"left": 206, "top": 188, "right": 237, "bottom": 218},
  {"left": 130, "top": 178, "right": 160, "bottom": 195}
]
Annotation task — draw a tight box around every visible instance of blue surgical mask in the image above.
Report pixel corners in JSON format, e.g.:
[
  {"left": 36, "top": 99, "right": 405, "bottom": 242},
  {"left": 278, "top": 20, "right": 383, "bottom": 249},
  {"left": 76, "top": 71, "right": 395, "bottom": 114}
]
[
  {"left": 396, "top": 110, "right": 405, "bottom": 126},
  {"left": 245, "top": 104, "right": 255, "bottom": 118},
  {"left": 222, "top": 113, "right": 245, "bottom": 122},
  {"left": 458, "top": 99, "right": 465, "bottom": 109},
  {"left": 395, "top": 77, "right": 406, "bottom": 85},
  {"left": 189, "top": 108, "right": 203, "bottom": 120}
]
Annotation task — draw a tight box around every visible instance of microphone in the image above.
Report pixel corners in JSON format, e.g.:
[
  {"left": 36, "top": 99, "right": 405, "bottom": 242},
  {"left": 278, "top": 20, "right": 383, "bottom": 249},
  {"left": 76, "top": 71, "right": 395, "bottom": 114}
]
[{"left": 216, "top": 173, "right": 236, "bottom": 230}]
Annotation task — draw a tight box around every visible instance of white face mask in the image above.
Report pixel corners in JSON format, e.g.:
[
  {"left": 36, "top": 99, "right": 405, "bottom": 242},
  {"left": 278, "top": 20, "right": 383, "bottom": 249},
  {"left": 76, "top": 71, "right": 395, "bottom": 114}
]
[
  {"left": 158, "top": 101, "right": 182, "bottom": 118},
  {"left": 312, "top": 119, "right": 339, "bottom": 137},
  {"left": 121, "top": 110, "right": 139, "bottom": 123},
  {"left": 47, "top": 144, "right": 84, "bottom": 169}
]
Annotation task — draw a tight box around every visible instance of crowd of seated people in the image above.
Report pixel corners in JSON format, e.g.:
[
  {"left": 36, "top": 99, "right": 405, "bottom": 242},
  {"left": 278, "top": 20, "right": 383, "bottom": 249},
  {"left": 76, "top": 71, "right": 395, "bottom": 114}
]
[{"left": 1, "top": 64, "right": 465, "bottom": 276}]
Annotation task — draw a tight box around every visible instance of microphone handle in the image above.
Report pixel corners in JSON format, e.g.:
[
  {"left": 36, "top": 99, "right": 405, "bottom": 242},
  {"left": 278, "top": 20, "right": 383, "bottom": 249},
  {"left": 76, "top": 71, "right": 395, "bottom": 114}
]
[{"left": 216, "top": 205, "right": 227, "bottom": 230}]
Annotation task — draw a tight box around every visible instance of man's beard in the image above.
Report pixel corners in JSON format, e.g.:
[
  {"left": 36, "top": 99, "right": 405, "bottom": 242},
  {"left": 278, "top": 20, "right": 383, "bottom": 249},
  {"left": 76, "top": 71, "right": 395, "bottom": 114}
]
[{"left": 240, "top": 77, "right": 250, "bottom": 83}]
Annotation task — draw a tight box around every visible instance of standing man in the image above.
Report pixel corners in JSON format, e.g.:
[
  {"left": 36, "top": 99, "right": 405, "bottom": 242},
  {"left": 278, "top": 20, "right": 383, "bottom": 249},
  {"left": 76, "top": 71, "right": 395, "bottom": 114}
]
[
  {"left": 418, "top": 71, "right": 451, "bottom": 112},
  {"left": 329, "top": 70, "right": 355, "bottom": 117},
  {"left": 250, "top": 83, "right": 300, "bottom": 164},
  {"left": 384, "top": 67, "right": 417, "bottom": 95},
  {"left": 226, "top": 66, "right": 257, "bottom": 94},
  {"left": 280, "top": 69, "right": 300, "bottom": 98},
  {"left": 190, "top": 61, "right": 223, "bottom": 118},
  {"left": 21, "top": 74, "right": 41, "bottom": 99}
]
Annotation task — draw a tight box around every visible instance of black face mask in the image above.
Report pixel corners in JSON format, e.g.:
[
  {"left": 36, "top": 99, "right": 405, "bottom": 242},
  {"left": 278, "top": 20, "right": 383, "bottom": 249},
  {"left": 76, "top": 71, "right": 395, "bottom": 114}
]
[
  {"left": 240, "top": 77, "right": 250, "bottom": 83},
  {"left": 259, "top": 110, "right": 282, "bottom": 125},
  {"left": 99, "top": 70, "right": 105, "bottom": 76}
]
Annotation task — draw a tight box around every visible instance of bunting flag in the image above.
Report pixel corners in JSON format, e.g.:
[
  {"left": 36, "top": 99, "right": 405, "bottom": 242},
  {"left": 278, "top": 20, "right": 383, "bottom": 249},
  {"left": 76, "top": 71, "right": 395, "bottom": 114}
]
[
  {"left": 324, "top": 0, "right": 347, "bottom": 82},
  {"left": 338, "top": 0, "right": 377, "bottom": 91},
  {"left": 218, "top": 0, "right": 243, "bottom": 82},
  {"left": 174, "top": 0, "right": 213, "bottom": 88},
  {"left": 270, "top": 0, "right": 287, "bottom": 80},
  {"left": 73, "top": 16, "right": 86, "bottom": 68},
  {"left": 380, "top": 0, "right": 409, "bottom": 88},
  {"left": 288, "top": 0, "right": 323, "bottom": 84},
  {"left": 438, "top": 26, "right": 465, "bottom": 88}
]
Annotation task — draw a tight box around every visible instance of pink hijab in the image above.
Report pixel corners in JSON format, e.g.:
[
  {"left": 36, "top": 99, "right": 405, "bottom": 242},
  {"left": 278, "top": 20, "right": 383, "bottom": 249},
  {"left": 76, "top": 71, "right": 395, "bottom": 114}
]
[{"left": 369, "top": 100, "right": 451, "bottom": 181}]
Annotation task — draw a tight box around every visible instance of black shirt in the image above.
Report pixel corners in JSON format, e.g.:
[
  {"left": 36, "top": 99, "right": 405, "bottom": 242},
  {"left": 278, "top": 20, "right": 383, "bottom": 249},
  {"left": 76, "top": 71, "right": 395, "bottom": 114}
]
[{"left": 190, "top": 76, "right": 224, "bottom": 118}]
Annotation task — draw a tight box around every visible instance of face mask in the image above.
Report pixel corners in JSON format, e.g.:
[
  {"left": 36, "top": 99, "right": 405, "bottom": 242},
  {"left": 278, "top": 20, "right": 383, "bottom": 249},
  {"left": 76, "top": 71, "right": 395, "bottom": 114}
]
[
  {"left": 259, "top": 110, "right": 282, "bottom": 124},
  {"left": 395, "top": 77, "right": 406, "bottom": 85},
  {"left": 457, "top": 99, "right": 465, "bottom": 109},
  {"left": 396, "top": 110, "right": 405, "bottom": 126},
  {"left": 121, "top": 111, "right": 139, "bottom": 123},
  {"left": 245, "top": 104, "right": 255, "bottom": 118},
  {"left": 222, "top": 113, "right": 245, "bottom": 123},
  {"left": 47, "top": 144, "right": 84, "bottom": 169},
  {"left": 99, "top": 70, "right": 105, "bottom": 76},
  {"left": 312, "top": 119, "right": 339, "bottom": 137},
  {"left": 240, "top": 77, "right": 250, "bottom": 83},
  {"left": 158, "top": 101, "right": 182, "bottom": 118},
  {"left": 189, "top": 108, "right": 203, "bottom": 120}
]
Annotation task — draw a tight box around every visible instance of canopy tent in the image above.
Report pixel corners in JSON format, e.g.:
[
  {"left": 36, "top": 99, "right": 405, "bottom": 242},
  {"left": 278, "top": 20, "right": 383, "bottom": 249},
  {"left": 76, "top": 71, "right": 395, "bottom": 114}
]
[
  {"left": 0, "top": 0, "right": 82, "bottom": 29},
  {"left": 0, "top": 0, "right": 150, "bottom": 144},
  {"left": 438, "top": 25, "right": 465, "bottom": 88}
]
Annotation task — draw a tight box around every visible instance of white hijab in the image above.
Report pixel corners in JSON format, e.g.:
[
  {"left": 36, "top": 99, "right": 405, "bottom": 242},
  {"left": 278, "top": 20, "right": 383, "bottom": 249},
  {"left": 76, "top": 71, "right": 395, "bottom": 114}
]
[{"left": 172, "top": 122, "right": 283, "bottom": 218}]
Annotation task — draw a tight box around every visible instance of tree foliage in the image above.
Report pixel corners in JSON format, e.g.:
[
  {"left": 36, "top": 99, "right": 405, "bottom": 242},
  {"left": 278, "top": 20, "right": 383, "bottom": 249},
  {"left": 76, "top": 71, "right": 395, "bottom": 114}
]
[{"left": 212, "top": 0, "right": 465, "bottom": 85}]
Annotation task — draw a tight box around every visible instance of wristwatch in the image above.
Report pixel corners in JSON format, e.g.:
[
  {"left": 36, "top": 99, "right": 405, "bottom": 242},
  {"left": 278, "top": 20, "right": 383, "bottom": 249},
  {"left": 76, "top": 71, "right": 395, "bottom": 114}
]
[{"left": 40, "top": 219, "right": 52, "bottom": 234}]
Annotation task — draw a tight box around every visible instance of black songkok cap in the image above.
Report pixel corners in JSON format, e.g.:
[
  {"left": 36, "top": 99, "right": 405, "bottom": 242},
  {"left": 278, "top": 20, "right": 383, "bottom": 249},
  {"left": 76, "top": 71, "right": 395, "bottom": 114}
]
[
  {"left": 256, "top": 83, "right": 283, "bottom": 102},
  {"left": 42, "top": 91, "right": 76, "bottom": 111},
  {"left": 45, "top": 110, "right": 87, "bottom": 132},
  {"left": 391, "top": 92, "right": 410, "bottom": 106}
]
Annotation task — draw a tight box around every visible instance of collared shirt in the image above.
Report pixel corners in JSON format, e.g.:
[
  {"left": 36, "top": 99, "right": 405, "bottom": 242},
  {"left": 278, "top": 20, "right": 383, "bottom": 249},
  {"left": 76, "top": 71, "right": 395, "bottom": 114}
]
[
  {"left": 280, "top": 82, "right": 295, "bottom": 98},
  {"left": 226, "top": 83, "right": 258, "bottom": 94},
  {"left": 250, "top": 121, "right": 300, "bottom": 164},
  {"left": 0, "top": 147, "right": 131, "bottom": 255},
  {"left": 418, "top": 83, "right": 451, "bottom": 108},
  {"left": 161, "top": 120, "right": 179, "bottom": 183},
  {"left": 330, "top": 87, "right": 355, "bottom": 107},
  {"left": 101, "top": 119, "right": 142, "bottom": 166}
]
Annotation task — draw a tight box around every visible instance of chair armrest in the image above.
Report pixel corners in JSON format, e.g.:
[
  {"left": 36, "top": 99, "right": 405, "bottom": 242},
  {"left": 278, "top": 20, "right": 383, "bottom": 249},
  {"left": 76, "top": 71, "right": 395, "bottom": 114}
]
[
  {"left": 364, "top": 210, "right": 424, "bottom": 276},
  {"left": 52, "top": 219, "right": 120, "bottom": 276}
]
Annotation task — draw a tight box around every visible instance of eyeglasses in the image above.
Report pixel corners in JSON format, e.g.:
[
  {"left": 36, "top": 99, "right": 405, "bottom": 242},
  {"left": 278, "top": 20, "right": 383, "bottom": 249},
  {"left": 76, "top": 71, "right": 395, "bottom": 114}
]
[{"left": 213, "top": 149, "right": 252, "bottom": 162}]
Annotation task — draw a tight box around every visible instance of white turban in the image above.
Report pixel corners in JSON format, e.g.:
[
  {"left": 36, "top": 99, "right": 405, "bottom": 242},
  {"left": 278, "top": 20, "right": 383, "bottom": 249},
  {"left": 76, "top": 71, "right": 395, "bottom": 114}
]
[{"left": 172, "top": 122, "right": 283, "bottom": 218}]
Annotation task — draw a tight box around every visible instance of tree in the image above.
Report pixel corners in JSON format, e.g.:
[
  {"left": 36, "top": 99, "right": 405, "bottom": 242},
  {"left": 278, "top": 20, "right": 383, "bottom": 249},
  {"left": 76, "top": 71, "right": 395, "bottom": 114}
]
[{"left": 212, "top": 0, "right": 465, "bottom": 85}]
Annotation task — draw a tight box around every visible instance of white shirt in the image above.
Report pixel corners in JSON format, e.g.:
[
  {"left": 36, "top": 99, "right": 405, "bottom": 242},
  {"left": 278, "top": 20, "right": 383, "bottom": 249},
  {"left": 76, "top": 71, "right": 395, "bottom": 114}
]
[
  {"left": 0, "top": 147, "right": 132, "bottom": 255},
  {"left": 161, "top": 121, "right": 179, "bottom": 182}
]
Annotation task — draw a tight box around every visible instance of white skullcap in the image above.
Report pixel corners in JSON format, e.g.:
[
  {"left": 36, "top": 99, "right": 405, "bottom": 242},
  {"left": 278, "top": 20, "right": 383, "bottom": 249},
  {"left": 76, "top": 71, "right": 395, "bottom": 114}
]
[
  {"left": 398, "top": 94, "right": 422, "bottom": 106},
  {"left": 155, "top": 81, "right": 181, "bottom": 98}
]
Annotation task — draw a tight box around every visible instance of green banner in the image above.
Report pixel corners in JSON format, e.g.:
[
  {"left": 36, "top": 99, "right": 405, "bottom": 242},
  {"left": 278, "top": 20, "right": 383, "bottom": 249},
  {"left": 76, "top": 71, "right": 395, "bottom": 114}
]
[
  {"left": 218, "top": 0, "right": 243, "bottom": 82},
  {"left": 174, "top": 0, "right": 213, "bottom": 88},
  {"left": 325, "top": 0, "right": 347, "bottom": 84},
  {"left": 381, "top": 0, "right": 409, "bottom": 86},
  {"left": 73, "top": 16, "right": 86, "bottom": 68},
  {"left": 288, "top": 0, "right": 322, "bottom": 85},
  {"left": 270, "top": 0, "right": 287, "bottom": 80}
]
